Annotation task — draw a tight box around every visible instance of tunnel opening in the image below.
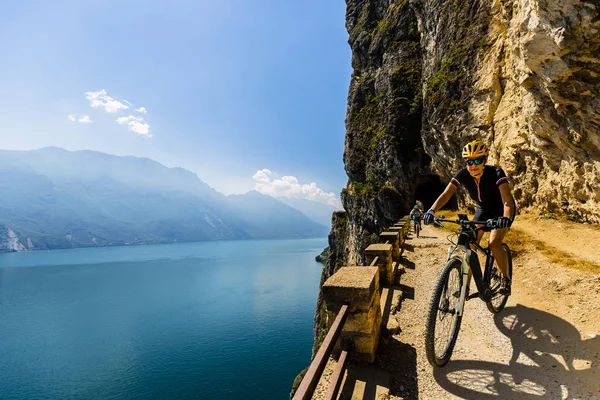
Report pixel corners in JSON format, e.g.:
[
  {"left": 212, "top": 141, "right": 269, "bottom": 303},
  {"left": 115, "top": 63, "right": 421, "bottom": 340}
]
[{"left": 414, "top": 175, "right": 458, "bottom": 211}]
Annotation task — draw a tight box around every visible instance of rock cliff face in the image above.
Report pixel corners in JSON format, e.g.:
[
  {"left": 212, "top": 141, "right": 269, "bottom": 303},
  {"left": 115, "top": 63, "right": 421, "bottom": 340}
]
[
  {"left": 418, "top": 0, "right": 600, "bottom": 223},
  {"left": 312, "top": 0, "right": 600, "bottom": 352}
]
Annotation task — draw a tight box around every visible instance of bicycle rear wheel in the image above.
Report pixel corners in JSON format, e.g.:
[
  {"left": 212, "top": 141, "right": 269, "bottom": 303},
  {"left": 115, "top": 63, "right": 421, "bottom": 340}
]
[
  {"left": 425, "top": 258, "right": 463, "bottom": 367},
  {"left": 486, "top": 243, "right": 512, "bottom": 313},
  {"left": 416, "top": 222, "right": 421, "bottom": 238}
]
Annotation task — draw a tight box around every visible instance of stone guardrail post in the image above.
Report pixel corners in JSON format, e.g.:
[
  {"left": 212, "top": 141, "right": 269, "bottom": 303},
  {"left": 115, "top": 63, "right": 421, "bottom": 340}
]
[
  {"left": 322, "top": 266, "right": 382, "bottom": 363},
  {"left": 397, "top": 216, "right": 410, "bottom": 236},
  {"left": 386, "top": 223, "right": 405, "bottom": 247},
  {"left": 364, "top": 243, "right": 393, "bottom": 285},
  {"left": 379, "top": 231, "right": 400, "bottom": 262}
]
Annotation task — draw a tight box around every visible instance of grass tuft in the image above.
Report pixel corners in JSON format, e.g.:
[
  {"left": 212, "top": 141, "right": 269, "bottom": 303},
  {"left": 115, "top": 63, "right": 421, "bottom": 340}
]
[{"left": 506, "top": 228, "right": 600, "bottom": 274}]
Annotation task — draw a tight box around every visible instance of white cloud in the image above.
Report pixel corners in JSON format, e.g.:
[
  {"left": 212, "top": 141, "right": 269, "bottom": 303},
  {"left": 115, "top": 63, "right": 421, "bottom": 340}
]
[
  {"left": 68, "top": 114, "right": 92, "bottom": 123},
  {"left": 252, "top": 169, "right": 341, "bottom": 208},
  {"left": 116, "top": 115, "right": 151, "bottom": 138},
  {"left": 253, "top": 169, "right": 274, "bottom": 183},
  {"left": 135, "top": 107, "right": 147, "bottom": 114},
  {"left": 85, "top": 89, "right": 129, "bottom": 113}
]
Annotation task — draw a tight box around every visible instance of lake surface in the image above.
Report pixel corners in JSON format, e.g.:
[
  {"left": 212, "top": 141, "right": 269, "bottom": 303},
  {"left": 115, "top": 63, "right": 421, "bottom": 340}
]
[{"left": 0, "top": 238, "right": 327, "bottom": 399}]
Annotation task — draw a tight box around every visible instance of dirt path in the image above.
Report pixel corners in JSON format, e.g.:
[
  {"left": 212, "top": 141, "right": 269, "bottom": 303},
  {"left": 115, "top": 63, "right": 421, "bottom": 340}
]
[
  {"left": 515, "top": 215, "right": 600, "bottom": 266},
  {"left": 379, "top": 217, "right": 600, "bottom": 400}
]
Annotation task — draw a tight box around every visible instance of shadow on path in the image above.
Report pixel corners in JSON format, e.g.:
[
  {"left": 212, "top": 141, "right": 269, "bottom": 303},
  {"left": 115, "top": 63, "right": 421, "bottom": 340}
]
[
  {"left": 377, "top": 336, "right": 418, "bottom": 399},
  {"left": 401, "top": 258, "right": 416, "bottom": 270},
  {"left": 398, "top": 284, "right": 414, "bottom": 300},
  {"left": 433, "top": 304, "right": 600, "bottom": 399},
  {"left": 338, "top": 363, "right": 390, "bottom": 400}
]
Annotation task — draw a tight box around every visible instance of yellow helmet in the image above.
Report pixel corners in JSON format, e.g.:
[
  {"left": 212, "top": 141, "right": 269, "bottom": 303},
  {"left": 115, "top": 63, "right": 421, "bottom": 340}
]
[{"left": 462, "top": 140, "right": 488, "bottom": 159}]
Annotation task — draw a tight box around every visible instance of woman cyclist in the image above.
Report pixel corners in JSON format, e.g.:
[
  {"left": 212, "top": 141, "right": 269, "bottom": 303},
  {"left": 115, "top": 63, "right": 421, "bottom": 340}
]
[{"left": 423, "top": 140, "right": 516, "bottom": 294}]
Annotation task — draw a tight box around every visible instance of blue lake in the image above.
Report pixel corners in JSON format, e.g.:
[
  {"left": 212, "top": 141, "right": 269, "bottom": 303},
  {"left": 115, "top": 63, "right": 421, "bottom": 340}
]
[{"left": 0, "top": 238, "right": 327, "bottom": 399}]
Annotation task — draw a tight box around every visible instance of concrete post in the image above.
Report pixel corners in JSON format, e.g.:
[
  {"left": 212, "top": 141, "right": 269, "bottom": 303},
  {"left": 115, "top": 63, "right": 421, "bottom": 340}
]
[
  {"left": 398, "top": 216, "right": 410, "bottom": 236},
  {"left": 364, "top": 243, "right": 393, "bottom": 285},
  {"left": 322, "top": 266, "right": 381, "bottom": 363},
  {"left": 387, "top": 225, "right": 405, "bottom": 245},
  {"left": 379, "top": 231, "right": 400, "bottom": 262}
]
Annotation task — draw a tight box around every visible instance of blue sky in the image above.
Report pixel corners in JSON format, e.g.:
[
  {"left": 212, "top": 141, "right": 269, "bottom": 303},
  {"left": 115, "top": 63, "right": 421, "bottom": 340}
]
[{"left": 0, "top": 0, "right": 351, "bottom": 206}]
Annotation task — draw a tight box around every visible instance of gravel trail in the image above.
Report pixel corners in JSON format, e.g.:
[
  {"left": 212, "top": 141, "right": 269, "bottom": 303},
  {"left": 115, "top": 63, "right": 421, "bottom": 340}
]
[{"left": 379, "top": 222, "right": 600, "bottom": 400}]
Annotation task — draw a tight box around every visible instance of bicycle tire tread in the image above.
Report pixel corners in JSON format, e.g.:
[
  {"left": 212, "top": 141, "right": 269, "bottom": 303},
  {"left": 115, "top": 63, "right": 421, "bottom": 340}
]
[{"left": 425, "top": 258, "right": 464, "bottom": 367}]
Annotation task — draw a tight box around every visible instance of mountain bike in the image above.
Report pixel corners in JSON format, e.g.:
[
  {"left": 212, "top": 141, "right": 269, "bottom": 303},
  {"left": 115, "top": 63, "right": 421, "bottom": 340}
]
[
  {"left": 424, "top": 214, "right": 513, "bottom": 367},
  {"left": 412, "top": 217, "right": 421, "bottom": 238}
]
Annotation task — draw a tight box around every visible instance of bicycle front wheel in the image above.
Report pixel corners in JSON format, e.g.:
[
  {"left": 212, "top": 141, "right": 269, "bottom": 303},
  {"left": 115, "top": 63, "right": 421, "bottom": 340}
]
[
  {"left": 425, "top": 258, "right": 464, "bottom": 367},
  {"left": 486, "top": 243, "right": 513, "bottom": 313}
]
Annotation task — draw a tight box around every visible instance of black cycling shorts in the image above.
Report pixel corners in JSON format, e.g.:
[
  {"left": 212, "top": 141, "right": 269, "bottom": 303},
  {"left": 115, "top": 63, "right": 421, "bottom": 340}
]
[{"left": 474, "top": 203, "right": 517, "bottom": 222}]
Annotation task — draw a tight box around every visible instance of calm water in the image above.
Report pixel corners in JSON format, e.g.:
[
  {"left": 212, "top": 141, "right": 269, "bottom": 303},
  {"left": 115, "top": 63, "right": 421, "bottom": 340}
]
[{"left": 0, "top": 238, "right": 327, "bottom": 400}]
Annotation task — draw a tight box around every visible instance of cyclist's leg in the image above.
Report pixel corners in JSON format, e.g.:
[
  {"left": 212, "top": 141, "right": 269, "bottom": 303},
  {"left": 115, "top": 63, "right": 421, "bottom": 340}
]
[
  {"left": 489, "top": 203, "right": 515, "bottom": 278},
  {"left": 489, "top": 228, "right": 509, "bottom": 277},
  {"left": 490, "top": 228, "right": 512, "bottom": 294}
]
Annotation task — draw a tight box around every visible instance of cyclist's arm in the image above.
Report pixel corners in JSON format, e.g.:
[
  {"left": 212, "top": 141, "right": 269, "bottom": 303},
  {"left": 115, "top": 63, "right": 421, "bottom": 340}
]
[
  {"left": 498, "top": 183, "right": 515, "bottom": 218},
  {"left": 429, "top": 183, "right": 457, "bottom": 212}
]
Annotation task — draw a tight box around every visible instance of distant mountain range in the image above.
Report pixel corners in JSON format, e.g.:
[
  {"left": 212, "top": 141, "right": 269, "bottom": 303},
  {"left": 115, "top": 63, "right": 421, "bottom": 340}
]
[
  {"left": 0, "top": 147, "right": 333, "bottom": 252},
  {"left": 276, "top": 197, "right": 338, "bottom": 227}
]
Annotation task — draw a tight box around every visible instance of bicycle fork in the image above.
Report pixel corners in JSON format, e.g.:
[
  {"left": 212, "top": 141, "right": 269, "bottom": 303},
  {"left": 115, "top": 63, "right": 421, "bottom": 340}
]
[{"left": 446, "top": 246, "right": 483, "bottom": 317}]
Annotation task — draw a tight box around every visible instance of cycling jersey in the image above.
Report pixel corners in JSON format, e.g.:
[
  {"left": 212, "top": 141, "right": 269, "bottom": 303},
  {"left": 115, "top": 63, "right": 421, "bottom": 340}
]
[
  {"left": 410, "top": 209, "right": 423, "bottom": 220},
  {"left": 450, "top": 165, "right": 509, "bottom": 216}
]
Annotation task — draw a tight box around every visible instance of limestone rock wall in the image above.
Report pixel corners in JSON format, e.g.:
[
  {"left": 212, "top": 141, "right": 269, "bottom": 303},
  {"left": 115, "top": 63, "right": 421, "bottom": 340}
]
[
  {"left": 417, "top": 0, "right": 600, "bottom": 222},
  {"left": 342, "top": 0, "right": 424, "bottom": 268}
]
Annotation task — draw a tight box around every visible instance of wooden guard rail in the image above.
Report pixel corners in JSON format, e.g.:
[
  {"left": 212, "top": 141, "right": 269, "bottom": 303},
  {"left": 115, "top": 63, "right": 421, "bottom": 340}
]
[{"left": 293, "top": 304, "right": 349, "bottom": 400}]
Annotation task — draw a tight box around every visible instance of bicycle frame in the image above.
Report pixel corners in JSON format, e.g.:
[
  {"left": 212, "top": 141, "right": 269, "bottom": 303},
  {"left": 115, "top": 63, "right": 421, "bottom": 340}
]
[
  {"left": 425, "top": 215, "right": 510, "bottom": 368},
  {"left": 439, "top": 217, "right": 496, "bottom": 316}
]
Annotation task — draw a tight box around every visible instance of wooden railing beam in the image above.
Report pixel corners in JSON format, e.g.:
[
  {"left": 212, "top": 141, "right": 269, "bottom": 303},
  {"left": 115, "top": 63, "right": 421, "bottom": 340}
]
[{"left": 292, "top": 305, "right": 349, "bottom": 400}]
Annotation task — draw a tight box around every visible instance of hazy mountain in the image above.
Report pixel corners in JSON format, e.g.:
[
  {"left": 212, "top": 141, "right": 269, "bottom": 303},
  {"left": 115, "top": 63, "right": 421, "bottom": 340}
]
[
  {"left": 0, "top": 147, "right": 220, "bottom": 199},
  {"left": 227, "top": 191, "right": 329, "bottom": 239},
  {"left": 0, "top": 148, "right": 328, "bottom": 252},
  {"left": 276, "top": 197, "right": 339, "bottom": 227}
]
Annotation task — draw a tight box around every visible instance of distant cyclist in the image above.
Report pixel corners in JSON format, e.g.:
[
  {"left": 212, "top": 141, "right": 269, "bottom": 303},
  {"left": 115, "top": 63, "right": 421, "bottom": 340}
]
[
  {"left": 423, "top": 140, "right": 516, "bottom": 294},
  {"left": 409, "top": 205, "right": 423, "bottom": 234}
]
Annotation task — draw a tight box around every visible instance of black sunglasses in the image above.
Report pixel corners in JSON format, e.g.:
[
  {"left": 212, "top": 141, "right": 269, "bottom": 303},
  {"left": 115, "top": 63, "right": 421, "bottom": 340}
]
[{"left": 465, "top": 157, "right": 485, "bottom": 166}]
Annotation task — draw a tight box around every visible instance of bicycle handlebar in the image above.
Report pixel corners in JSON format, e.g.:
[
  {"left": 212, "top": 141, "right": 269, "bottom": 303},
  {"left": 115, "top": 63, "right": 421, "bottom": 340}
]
[{"left": 434, "top": 217, "right": 499, "bottom": 229}]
